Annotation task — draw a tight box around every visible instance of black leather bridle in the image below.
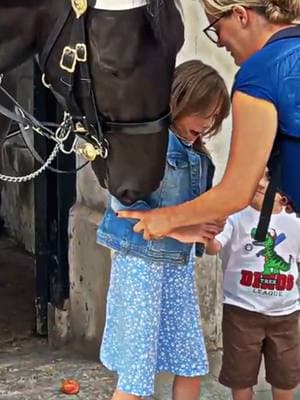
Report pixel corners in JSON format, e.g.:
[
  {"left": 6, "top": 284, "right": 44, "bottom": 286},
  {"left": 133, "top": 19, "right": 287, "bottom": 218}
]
[{"left": 39, "top": 0, "right": 171, "bottom": 160}]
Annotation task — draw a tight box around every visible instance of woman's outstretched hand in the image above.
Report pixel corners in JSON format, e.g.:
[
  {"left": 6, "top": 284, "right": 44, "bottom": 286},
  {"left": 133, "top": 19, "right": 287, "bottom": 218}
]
[
  {"left": 117, "top": 208, "right": 174, "bottom": 240},
  {"left": 167, "top": 222, "right": 224, "bottom": 244},
  {"left": 117, "top": 206, "right": 226, "bottom": 242}
]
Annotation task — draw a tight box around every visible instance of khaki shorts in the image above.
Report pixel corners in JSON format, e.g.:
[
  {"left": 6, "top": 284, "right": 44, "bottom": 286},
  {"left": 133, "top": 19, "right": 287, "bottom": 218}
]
[{"left": 219, "top": 304, "right": 300, "bottom": 390}]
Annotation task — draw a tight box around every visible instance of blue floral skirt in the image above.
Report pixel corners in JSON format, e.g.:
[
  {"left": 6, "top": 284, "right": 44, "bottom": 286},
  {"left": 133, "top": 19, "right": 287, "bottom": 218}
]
[{"left": 100, "top": 253, "right": 209, "bottom": 397}]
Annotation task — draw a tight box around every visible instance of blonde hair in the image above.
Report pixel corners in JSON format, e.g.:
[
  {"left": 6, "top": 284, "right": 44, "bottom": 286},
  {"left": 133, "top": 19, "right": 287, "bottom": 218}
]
[
  {"left": 171, "top": 59, "right": 230, "bottom": 150},
  {"left": 201, "top": 0, "right": 300, "bottom": 23}
]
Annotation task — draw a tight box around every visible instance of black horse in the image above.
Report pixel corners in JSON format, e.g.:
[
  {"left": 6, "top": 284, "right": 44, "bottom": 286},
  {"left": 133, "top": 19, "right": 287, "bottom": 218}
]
[{"left": 0, "top": 0, "right": 184, "bottom": 203}]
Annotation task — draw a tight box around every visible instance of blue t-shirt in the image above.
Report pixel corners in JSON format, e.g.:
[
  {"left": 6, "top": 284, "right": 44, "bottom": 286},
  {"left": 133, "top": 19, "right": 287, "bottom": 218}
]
[{"left": 232, "top": 28, "right": 300, "bottom": 212}]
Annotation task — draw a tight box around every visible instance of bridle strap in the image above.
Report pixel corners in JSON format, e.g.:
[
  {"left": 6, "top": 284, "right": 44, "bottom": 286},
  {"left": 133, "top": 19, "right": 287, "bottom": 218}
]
[
  {"left": 0, "top": 83, "right": 56, "bottom": 140},
  {"left": 39, "top": 1, "right": 72, "bottom": 72},
  {"left": 57, "top": 11, "right": 107, "bottom": 147},
  {"left": 37, "top": 0, "right": 171, "bottom": 164},
  {"left": 104, "top": 111, "right": 171, "bottom": 135}
]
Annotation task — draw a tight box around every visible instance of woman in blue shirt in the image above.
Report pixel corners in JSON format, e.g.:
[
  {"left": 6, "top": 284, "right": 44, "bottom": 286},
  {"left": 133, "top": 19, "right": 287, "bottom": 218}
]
[
  {"left": 119, "top": 1, "right": 300, "bottom": 241},
  {"left": 97, "top": 60, "right": 230, "bottom": 400}
]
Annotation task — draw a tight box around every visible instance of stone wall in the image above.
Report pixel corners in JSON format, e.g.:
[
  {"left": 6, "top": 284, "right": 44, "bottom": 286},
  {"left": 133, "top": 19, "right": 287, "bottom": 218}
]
[
  {"left": 0, "top": 63, "right": 35, "bottom": 253},
  {"left": 67, "top": 161, "right": 111, "bottom": 356}
]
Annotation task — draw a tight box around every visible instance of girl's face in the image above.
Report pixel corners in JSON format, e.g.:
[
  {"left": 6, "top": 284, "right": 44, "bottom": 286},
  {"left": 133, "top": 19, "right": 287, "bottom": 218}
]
[{"left": 173, "top": 112, "right": 216, "bottom": 145}]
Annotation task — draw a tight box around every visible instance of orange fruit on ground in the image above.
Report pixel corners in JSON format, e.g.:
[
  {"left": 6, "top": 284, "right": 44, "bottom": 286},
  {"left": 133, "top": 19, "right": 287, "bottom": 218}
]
[{"left": 60, "top": 379, "right": 80, "bottom": 395}]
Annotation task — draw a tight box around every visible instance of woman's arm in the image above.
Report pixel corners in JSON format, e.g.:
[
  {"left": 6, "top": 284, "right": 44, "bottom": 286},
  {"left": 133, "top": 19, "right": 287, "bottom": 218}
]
[
  {"left": 167, "top": 221, "right": 225, "bottom": 243},
  {"left": 118, "top": 92, "right": 278, "bottom": 240}
]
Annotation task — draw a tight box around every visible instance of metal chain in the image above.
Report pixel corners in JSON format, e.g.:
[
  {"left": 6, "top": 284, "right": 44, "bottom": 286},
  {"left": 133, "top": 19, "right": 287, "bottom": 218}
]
[
  {"left": 0, "top": 144, "right": 59, "bottom": 183},
  {"left": 0, "top": 111, "right": 72, "bottom": 183}
]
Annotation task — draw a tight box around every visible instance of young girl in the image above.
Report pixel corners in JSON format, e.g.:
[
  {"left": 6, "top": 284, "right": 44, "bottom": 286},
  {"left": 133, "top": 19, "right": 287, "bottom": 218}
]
[{"left": 97, "top": 60, "right": 230, "bottom": 400}]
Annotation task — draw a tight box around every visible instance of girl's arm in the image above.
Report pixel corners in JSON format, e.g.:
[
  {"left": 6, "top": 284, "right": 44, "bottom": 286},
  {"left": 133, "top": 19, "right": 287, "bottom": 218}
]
[{"left": 118, "top": 92, "right": 278, "bottom": 240}]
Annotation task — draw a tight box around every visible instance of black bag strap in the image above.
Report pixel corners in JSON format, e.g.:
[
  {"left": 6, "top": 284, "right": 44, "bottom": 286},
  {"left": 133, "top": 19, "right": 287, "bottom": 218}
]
[{"left": 254, "top": 153, "right": 281, "bottom": 242}]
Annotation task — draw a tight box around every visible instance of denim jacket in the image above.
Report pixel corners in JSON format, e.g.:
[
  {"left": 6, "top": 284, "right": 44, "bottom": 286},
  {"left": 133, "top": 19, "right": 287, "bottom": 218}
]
[{"left": 97, "top": 131, "right": 215, "bottom": 265}]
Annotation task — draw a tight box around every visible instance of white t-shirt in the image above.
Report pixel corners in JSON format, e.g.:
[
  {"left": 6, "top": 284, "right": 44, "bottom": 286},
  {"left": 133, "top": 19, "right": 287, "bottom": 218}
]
[{"left": 216, "top": 206, "right": 300, "bottom": 316}]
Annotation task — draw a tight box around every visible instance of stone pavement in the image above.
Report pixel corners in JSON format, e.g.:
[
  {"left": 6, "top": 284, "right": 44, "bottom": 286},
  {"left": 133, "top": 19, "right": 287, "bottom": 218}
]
[{"left": 1, "top": 337, "right": 300, "bottom": 400}]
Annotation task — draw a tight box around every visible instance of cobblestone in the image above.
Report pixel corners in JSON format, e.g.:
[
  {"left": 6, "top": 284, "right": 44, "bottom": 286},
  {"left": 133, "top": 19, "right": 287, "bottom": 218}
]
[{"left": 0, "top": 338, "right": 117, "bottom": 400}]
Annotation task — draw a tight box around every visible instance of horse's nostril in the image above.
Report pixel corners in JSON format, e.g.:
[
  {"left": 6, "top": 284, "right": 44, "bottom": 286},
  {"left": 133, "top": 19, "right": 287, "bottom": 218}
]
[{"left": 118, "top": 189, "right": 145, "bottom": 205}]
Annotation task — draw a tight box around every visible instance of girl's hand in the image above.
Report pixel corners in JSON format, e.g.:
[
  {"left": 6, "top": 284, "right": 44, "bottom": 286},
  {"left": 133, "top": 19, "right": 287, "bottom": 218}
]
[
  {"left": 117, "top": 208, "right": 174, "bottom": 240},
  {"left": 167, "top": 223, "right": 223, "bottom": 244}
]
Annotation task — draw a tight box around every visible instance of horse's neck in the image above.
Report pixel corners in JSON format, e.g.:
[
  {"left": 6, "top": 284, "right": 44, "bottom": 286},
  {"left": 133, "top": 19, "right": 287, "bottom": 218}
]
[{"left": 0, "top": 0, "right": 64, "bottom": 73}]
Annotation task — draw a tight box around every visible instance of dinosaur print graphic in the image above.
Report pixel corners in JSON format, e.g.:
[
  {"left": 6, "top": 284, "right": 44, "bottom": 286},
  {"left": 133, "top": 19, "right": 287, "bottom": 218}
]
[{"left": 251, "top": 228, "right": 292, "bottom": 275}]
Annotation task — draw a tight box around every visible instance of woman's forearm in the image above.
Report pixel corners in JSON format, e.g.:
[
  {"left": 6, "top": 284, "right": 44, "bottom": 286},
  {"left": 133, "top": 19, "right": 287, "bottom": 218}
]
[
  {"left": 117, "top": 92, "right": 277, "bottom": 240},
  {"left": 167, "top": 181, "right": 251, "bottom": 230},
  {"left": 166, "top": 92, "right": 278, "bottom": 231}
]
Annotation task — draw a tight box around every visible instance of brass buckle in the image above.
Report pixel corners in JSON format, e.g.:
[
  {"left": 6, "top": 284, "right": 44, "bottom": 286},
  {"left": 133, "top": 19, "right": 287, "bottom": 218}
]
[
  {"left": 59, "top": 46, "right": 77, "bottom": 73},
  {"left": 76, "top": 43, "right": 87, "bottom": 62},
  {"left": 74, "top": 122, "right": 88, "bottom": 133},
  {"left": 71, "top": 0, "right": 87, "bottom": 19},
  {"left": 77, "top": 143, "right": 98, "bottom": 161}
]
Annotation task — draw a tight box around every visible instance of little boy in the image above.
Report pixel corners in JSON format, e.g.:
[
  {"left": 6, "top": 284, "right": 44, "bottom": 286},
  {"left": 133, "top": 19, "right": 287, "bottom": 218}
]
[{"left": 206, "top": 172, "right": 300, "bottom": 400}]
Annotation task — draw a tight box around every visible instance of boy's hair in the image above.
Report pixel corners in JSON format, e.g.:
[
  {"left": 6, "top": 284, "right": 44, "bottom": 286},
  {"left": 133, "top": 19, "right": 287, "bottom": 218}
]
[{"left": 170, "top": 60, "right": 230, "bottom": 151}]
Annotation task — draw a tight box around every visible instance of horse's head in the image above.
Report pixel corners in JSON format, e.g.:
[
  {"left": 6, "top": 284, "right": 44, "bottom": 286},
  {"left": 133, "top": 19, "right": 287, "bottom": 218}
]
[
  {"left": 0, "top": 0, "right": 184, "bottom": 204},
  {"left": 86, "top": 1, "right": 184, "bottom": 203},
  {"left": 36, "top": 0, "right": 184, "bottom": 204}
]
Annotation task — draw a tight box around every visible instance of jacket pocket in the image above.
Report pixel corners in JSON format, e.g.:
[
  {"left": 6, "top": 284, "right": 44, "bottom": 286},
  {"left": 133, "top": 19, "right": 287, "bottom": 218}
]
[
  {"left": 98, "top": 199, "right": 152, "bottom": 249},
  {"left": 158, "top": 153, "right": 191, "bottom": 207}
]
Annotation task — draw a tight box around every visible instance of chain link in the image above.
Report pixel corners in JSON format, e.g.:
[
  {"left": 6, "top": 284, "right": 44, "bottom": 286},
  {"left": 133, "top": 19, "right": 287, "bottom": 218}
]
[
  {"left": 0, "top": 110, "right": 104, "bottom": 183},
  {"left": 0, "top": 144, "right": 59, "bottom": 183},
  {"left": 0, "top": 112, "right": 70, "bottom": 183}
]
